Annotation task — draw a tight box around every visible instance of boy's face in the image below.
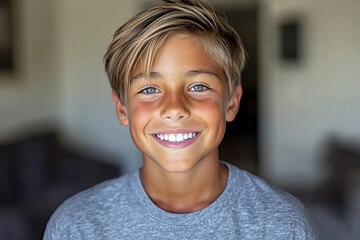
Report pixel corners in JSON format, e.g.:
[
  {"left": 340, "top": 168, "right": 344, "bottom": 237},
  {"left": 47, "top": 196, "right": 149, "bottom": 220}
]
[{"left": 112, "top": 34, "right": 242, "bottom": 173}]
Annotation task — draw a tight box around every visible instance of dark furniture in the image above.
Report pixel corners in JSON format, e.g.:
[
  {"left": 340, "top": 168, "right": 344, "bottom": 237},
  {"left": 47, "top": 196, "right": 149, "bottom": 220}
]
[{"left": 0, "top": 131, "right": 120, "bottom": 240}]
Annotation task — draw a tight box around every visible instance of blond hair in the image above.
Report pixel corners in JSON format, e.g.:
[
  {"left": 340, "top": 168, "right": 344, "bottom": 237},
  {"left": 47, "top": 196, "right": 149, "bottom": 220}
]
[{"left": 104, "top": 0, "right": 245, "bottom": 104}]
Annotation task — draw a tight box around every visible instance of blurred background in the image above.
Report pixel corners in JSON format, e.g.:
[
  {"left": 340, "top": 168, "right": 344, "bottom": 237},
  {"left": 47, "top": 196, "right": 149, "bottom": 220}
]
[{"left": 0, "top": 0, "right": 359, "bottom": 239}]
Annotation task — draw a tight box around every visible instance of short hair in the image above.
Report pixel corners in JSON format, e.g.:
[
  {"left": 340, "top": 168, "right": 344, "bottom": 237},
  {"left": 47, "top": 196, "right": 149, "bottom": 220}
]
[{"left": 104, "top": 0, "right": 245, "bottom": 104}]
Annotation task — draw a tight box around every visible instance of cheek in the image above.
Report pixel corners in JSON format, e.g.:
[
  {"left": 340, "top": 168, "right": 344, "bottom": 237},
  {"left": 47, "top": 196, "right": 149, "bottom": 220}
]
[
  {"left": 127, "top": 100, "right": 156, "bottom": 130},
  {"left": 196, "top": 97, "right": 226, "bottom": 119},
  {"left": 194, "top": 98, "right": 227, "bottom": 135}
]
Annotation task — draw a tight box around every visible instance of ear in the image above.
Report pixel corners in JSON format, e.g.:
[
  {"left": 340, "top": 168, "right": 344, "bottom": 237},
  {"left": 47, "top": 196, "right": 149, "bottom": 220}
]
[
  {"left": 225, "top": 85, "right": 242, "bottom": 122},
  {"left": 112, "top": 91, "right": 129, "bottom": 126}
]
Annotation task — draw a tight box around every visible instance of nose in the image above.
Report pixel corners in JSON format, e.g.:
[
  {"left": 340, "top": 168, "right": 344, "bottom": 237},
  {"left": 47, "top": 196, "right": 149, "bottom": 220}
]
[{"left": 160, "top": 91, "right": 190, "bottom": 121}]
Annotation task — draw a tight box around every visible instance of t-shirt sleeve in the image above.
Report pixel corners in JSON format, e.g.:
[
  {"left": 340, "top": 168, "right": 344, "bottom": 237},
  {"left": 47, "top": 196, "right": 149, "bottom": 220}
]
[
  {"left": 276, "top": 195, "right": 319, "bottom": 239},
  {"left": 277, "top": 192, "right": 319, "bottom": 239},
  {"left": 291, "top": 217, "right": 319, "bottom": 240},
  {"left": 43, "top": 203, "right": 82, "bottom": 240},
  {"left": 43, "top": 210, "right": 63, "bottom": 240}
]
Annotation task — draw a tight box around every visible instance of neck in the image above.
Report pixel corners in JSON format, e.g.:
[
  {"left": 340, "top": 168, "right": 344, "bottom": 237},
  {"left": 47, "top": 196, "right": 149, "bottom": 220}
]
[{"left": 140, "top": 158, "right": 228, "bottom": 213}]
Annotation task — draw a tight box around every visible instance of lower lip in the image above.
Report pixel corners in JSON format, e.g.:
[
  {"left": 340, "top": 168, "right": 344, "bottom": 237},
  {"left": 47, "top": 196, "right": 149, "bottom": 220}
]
[{"left": 152, "top": 133, "right": 200, "bottom": 148}]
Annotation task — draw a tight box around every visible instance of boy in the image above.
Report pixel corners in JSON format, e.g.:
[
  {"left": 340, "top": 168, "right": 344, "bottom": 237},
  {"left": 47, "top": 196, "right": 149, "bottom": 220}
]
[{"left": 44, "top": 0, "right": 318, "bottom": 239}]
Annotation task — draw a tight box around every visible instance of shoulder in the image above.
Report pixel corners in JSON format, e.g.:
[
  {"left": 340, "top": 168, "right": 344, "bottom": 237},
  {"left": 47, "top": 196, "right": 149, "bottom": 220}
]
[
  {"left": 226, "top": 162, "right": 305, "bottom": 212},
  {"left": 43, "top": 172, "right": 135, "bottom": 239},
  {"left": 57, "top": 172, "right": 131, "bottom": 212},
  {"left": 225, "top": 162, "right": 318, "bottom": 239}
]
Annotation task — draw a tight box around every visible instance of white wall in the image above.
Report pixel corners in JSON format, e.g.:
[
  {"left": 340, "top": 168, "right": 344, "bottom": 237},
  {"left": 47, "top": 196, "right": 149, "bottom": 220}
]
[
  {"left": 0, "top": 0, "right": 59, "bottom": 141},
  {"left": 259, "top": 0, "right": 360, "bottom": 187},
  {"left": 56, "top": 0, "right": 143, "bottom": 173}
]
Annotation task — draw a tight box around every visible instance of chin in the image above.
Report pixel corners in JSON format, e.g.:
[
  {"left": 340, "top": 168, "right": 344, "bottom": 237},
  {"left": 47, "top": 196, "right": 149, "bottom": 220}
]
[{"left": 158, "top": 158, "right": 200, "bottom": 173}]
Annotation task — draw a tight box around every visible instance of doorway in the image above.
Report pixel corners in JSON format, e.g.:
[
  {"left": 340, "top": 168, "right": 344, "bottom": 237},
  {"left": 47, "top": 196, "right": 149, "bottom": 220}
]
[{"left": 219, "top": 5, "right": 259, "bottom": 174}]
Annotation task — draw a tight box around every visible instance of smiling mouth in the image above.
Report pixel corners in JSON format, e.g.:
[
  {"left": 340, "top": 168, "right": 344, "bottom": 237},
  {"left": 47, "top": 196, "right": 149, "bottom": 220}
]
[{"left": 155, "top": 132, "right": 199, "bottom": 143}]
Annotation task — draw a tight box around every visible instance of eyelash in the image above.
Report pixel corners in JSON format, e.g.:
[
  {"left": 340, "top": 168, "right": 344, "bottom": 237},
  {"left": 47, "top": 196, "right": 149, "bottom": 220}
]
[
  {"left": 138, "top": 87, "right": 160, "bottom": 94},
  {"left": 189, "top": 84, "right": 209, "bottom": 92},
  {"left": 138, "top": 84, "right": 209, "bottom": 95}
]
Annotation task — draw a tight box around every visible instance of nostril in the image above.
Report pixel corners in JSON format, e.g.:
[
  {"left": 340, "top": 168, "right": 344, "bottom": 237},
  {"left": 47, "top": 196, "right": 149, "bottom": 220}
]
[{"left": 162, "top": 108, "right": 189, "bottom": 121}]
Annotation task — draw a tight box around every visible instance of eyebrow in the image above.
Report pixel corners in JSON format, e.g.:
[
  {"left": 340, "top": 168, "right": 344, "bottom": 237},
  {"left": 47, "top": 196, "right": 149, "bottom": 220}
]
[
  {"left": 131, "top": 72, "right": 161, "bottom": 82},
  {"left": 131, "top": 69, "right": 221, "bottom": 83},
  {"left": 185, "top": 69, "right": 221, "bottom": 80}
]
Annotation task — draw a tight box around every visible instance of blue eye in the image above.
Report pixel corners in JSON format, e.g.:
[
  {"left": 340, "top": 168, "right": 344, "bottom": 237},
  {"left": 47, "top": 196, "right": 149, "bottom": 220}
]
[
  {"left": 139, "top": 87, "right": 160, "bottom": 94},
  {"left": 189, "top": 84, "right": 209, "bottom": 92}
]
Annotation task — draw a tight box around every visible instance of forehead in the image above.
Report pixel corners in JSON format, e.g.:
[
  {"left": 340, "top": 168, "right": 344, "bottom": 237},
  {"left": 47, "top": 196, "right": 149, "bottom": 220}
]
[{"left": 133, "top": 34, "right": 226, "bottom": 81}]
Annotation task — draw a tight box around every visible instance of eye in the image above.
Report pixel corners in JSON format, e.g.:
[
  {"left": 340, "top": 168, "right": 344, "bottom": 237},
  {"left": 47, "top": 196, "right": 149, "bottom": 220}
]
[
  {"left": 138, "top": 87, "right": 160, "bottom": 94},
  {"left": 189, "top": 84, "right": 209, "bottom": 92}
]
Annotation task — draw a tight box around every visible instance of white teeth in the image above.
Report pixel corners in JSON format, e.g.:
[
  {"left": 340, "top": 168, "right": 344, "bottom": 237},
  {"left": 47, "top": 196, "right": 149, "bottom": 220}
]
[
  {"left": 176, "top": 134, "right": 183, "bottom": 142},
  {"left": 156, "top": 132, "right": 197, "bottom": 142},
  {"left": 169, "top": 134, "right": 176, "bottom": 142}
]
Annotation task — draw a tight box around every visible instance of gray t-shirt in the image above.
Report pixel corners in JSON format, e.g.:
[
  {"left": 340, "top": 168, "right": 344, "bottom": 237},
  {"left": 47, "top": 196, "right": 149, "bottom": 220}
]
[{"left": 43, "top": 162, "right": 318, "bottom": 239}]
